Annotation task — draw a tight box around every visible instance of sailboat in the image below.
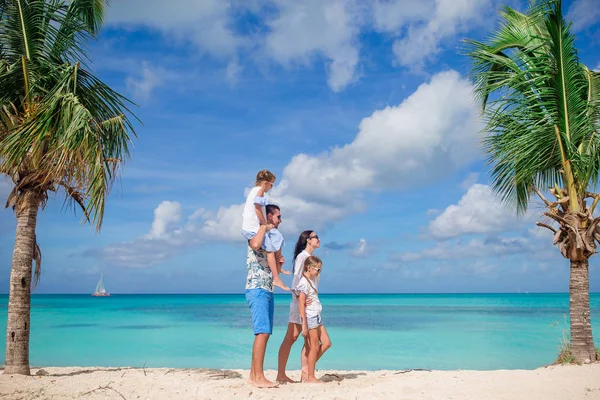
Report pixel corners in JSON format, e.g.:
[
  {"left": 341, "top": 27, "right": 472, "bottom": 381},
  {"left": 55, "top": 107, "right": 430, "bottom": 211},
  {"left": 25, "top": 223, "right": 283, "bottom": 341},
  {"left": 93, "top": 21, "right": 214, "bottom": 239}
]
[{"left": 92, "top": 273, "right": 110, "bottom": 297}]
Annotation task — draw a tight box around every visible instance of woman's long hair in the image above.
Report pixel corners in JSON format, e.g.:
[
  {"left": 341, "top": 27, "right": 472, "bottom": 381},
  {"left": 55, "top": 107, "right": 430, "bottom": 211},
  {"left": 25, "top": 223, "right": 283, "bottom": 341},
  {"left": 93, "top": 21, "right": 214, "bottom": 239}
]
[{"left": 292, "top": 230, "right": 313, "bottom": 273}]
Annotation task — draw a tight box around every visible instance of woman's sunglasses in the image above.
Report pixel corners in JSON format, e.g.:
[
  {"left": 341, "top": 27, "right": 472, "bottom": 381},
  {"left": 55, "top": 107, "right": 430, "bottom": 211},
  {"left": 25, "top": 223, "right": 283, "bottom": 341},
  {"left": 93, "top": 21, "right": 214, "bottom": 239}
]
[{"left": 309, "top": 235, "right": 319, "bottom": 240}]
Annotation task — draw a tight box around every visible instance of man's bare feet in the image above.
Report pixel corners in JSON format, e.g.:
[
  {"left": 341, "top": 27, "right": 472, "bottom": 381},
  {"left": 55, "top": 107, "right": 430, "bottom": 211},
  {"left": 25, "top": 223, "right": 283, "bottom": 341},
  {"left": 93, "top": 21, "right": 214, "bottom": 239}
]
[
  {"left": 249, "top": 378, "right": 279, "bottom": 388},
  {"left": 273, "top": 278, "right": 290, "bottom": 291},
  {"left": 276, "top": 375, "right": 295, "bottom": 384},
  {"left": 304, "top": 377, "right": 324, "bottom": 384}
]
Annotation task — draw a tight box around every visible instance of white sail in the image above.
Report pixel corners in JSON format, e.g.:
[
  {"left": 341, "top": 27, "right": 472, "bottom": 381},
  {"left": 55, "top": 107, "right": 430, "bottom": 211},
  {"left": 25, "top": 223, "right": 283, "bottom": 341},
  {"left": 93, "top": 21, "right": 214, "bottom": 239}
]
[{"left": 95, "top": 274, "right": 106, "bottom": 294}]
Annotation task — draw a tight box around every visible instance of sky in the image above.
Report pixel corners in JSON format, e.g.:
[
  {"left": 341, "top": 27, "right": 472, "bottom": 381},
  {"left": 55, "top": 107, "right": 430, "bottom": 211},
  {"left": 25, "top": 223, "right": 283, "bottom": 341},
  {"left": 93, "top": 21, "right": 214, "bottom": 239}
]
[{"left": 1, "top": 0, "right": 600, "bottom": 294}]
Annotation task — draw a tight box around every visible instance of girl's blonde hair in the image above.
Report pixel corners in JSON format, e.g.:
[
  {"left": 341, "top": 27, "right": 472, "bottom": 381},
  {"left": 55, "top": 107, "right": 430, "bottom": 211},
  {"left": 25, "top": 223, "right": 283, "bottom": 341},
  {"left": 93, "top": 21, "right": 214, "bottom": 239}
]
[
  {"left": 303, "top": 255, "right": 322, "bottom": 272},
  {"left": 255, "top": 169, "right": 276, "bottom": 185}
]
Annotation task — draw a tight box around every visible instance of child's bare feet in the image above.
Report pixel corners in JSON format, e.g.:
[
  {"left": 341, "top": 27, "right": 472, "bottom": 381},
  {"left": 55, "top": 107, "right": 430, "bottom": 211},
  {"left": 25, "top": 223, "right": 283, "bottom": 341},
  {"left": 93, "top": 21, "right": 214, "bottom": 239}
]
[
  {"left": 300, "top": 368, "right": 308, "bottom": 382},
  {"left": 276, "top": 375, "right": 295, "bottom": 384},
  {"left": 304, "top": 377, "right": 323, "bottom": 384},
  {"left": 249, "top": 378, "right": 279, "bottom": 388},
  {"left": 273, "top": 278, "right": 290, "bottom": 291},
  {"left": 279, "top": 268, "right": 291, "bottom": 275}
]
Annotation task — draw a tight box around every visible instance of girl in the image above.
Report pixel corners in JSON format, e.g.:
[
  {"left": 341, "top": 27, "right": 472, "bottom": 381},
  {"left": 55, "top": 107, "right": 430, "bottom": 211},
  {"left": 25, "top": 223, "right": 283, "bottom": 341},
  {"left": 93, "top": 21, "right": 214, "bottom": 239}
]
[
  {"left": 297, "top": 256, "right": 330, "bottom": 384},
  {"left": 276, "top": 231, "right": 329, "bottom": 384}
]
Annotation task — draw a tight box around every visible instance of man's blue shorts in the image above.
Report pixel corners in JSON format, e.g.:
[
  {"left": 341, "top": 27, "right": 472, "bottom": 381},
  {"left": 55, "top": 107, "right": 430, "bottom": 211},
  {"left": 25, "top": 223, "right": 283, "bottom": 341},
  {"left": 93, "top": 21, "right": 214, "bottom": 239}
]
[{"left": 245, "top": 288, "right": 274, "bottom": 335}]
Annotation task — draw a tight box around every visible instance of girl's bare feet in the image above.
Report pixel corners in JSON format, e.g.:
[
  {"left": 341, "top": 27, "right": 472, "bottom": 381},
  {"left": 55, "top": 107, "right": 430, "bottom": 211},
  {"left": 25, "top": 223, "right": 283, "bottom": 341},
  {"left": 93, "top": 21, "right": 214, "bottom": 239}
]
[
  {"left": 300, "top": 369, "right": 308, "bottom": 383},
  {"left": 276, "top": 375, "right": 295, "bottom": 384}
]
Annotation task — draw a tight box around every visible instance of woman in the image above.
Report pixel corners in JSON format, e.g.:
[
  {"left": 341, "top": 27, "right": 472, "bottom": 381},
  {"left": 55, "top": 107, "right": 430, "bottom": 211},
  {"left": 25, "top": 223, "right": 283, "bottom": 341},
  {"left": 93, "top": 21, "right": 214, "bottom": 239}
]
[{"left": 276, "top": 230, "right": 330, "bottom": 383}]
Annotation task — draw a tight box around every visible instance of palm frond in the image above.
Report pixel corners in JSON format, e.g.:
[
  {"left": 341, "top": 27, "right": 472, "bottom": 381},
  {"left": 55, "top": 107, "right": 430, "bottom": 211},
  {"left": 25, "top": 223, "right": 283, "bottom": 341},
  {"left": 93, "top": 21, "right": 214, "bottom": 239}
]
[
  {"left": 0, "top": 1, "right": 137, "bottom": 232},
  {"left": 466, "top": 0, "right": 599, "bottom": 213}
]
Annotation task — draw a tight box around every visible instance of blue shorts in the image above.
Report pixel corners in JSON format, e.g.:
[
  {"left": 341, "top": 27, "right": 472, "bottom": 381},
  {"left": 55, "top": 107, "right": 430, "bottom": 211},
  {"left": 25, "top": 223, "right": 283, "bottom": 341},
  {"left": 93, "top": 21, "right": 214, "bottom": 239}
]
[{"left": 245, "top": 288, "right": 274, "bottom": 335}]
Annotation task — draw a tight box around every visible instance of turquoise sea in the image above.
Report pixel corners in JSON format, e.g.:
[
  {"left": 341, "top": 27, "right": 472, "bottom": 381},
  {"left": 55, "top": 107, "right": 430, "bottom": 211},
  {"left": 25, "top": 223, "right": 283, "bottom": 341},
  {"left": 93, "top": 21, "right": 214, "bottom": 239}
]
[{"left": 1, "top": 293, "right": 599, "bottom": 371}]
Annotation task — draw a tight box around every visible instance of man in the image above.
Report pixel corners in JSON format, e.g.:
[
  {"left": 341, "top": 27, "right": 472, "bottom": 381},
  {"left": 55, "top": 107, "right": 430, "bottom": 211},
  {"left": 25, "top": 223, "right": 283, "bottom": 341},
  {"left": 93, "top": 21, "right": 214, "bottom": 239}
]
[{"left": 245, "top": 204, "right": 285, "bottom": 388}]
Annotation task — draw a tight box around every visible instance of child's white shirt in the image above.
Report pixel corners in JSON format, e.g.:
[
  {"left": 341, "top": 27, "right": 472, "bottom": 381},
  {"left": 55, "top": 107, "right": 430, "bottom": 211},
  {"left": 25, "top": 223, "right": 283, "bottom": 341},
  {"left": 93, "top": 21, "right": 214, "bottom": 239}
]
[
  {"left": 296, "top": 275, "right": 322, "bottom": 318},
  {"left": 242, "top": 186, "right": 266, "bottom": 233}
]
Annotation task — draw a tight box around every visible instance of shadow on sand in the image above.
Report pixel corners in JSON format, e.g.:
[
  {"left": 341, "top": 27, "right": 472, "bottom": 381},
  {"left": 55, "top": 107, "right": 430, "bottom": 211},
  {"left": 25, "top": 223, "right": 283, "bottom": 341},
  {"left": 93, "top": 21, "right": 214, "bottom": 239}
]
[{"left": 320, "top": 372, "right": 367, "bottom": 382}]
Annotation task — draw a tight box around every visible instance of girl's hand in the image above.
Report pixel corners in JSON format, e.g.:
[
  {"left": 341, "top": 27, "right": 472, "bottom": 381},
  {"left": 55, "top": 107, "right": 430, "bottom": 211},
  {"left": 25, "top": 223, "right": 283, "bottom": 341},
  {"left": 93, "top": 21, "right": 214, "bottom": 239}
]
[{"left": 302, "top": 325, "right": 309, "bottom": 338}]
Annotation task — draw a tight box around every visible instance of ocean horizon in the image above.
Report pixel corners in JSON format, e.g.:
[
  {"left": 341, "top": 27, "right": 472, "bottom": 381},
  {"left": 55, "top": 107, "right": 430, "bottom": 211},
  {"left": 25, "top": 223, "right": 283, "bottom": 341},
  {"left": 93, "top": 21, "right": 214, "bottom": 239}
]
[{"left": 2, "top": 293, "right": 599, "bottom": 371}]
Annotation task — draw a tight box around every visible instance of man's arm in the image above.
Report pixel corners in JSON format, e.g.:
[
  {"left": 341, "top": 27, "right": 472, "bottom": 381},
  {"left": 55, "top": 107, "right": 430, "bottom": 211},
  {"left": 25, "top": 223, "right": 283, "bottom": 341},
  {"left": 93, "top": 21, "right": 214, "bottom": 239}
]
[{"left": 249, "top": 225, "right": 267, "bottom": 251}]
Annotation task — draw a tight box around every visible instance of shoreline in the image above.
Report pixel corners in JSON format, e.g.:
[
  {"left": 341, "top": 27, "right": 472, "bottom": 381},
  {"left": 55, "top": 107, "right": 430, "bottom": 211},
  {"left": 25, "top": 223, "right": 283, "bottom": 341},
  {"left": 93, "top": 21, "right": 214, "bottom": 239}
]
[{"left": 2, "top": 364, "right": 599, "bottom": 399}]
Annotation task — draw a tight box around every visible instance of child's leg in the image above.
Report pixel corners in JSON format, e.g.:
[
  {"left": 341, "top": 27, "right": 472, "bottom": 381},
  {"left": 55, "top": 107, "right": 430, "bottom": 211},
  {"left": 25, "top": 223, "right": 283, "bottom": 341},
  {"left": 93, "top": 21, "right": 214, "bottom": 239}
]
[
  {"left": 305, "top": 327, "right": 323, "bottom": 383},
  {"left": 267, "top": 252, "right": 290, "bottom": 291},
  {"left": 316, "top": 325, "right": 331, "bottom": 361},
  {"left": 300, "top": 343, "right": 309, "bottom": 382},
  {"left": 276, "top": 249, "right": 290, "bottom": 275}
]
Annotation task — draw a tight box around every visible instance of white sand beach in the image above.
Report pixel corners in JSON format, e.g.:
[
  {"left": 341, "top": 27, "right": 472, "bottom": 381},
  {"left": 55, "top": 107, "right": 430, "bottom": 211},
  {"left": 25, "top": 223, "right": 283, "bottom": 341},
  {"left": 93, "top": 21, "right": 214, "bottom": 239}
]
[{"left": 1, "top": 364, "right": 599, "bottom": 400}]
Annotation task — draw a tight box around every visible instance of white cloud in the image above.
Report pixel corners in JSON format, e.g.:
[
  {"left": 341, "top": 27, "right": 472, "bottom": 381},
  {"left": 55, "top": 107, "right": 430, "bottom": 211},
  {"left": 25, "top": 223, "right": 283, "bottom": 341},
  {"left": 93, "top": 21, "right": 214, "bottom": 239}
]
[
  {"left": 277, "top": 70, "right": 481, "bottom": 203},
  {"left": 125, "top": 62, "right": 162, "bottom": 103},
  {"left": 91, "top": 70, "right": 482, "bottom": 266},
  {"left": 429, "top": 184, "right": 521, "bottom": 239},
  {"left": 567, "top": 0, "right": 600, "bottom": 33},
  {"left": 373, "top": 0, "right": 492, "bottom": 71},
  {"left": 351, "top": 238, "right": 368, "bottom": 257},
  {"left": 372, "top": 0, "right": 431, "bottom": 32},
  {"left": 226, "top": 59, "right": 242, "bottom": 85},
  {"left": 146, "top": 201, "right": 183, "bottom": 239},
  {"left": 264, "top": 0, "right": 363, "bottom": 91},
  {"left": 105, "top": 0, "right": 496, "bottom": 90},
  {"left": 395, "top": 235, "right": 539, "bottom": 263},
  {"left": 106, "top": 0, "right": 238, "bottom": 58}
]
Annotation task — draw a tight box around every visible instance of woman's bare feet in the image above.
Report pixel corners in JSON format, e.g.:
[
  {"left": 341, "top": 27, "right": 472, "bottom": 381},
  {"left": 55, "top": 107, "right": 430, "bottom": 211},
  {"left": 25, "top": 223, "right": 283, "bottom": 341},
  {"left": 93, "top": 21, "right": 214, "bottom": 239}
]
[
  {"left": 276, "top": 375, "right": 295, "bottom": 384},
  {"left": 304, "top": 377, "right": 324, "bottom": 384},
  {"left": 273, "top": 278, "right": 290, "bottom": 291}
]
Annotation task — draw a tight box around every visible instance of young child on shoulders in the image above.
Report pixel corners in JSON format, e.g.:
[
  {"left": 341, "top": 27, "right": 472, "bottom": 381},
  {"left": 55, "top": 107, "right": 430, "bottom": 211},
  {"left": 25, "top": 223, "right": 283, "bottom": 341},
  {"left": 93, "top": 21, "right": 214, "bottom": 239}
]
[
  {"left": 297, "top": 256, "right": 331, "bottom": 383},
  {"left": 242, "top": 169, "right": 290, "bottom": 290}
]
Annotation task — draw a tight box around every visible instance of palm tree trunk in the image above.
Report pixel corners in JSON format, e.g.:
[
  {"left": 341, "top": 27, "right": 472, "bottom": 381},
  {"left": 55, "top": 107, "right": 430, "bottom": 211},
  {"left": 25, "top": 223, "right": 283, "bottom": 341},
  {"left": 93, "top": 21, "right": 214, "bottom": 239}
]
[
  {"left": 4, "top": 192, "right": 40, "bottom": 375},
  {"left": 569, "top": 258, "right": 597, "bottom": 363}
]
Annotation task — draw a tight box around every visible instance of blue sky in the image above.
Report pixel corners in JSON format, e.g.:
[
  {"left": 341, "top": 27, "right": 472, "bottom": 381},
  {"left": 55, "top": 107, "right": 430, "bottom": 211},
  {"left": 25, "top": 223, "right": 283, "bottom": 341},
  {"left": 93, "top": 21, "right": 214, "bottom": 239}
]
[{"left": 1, "top": 0, "right": 599, "bottom": 294}]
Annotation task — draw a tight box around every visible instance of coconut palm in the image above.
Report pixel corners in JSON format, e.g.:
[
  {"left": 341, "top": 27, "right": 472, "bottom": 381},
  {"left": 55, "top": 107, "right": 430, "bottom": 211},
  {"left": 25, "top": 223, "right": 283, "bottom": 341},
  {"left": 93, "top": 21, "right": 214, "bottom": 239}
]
[
  {"left": 0, "top": 0, "right": 137, "bottom": 374},
  {"left": 466, "top": 0, "right": 599, "bottom": 363}
]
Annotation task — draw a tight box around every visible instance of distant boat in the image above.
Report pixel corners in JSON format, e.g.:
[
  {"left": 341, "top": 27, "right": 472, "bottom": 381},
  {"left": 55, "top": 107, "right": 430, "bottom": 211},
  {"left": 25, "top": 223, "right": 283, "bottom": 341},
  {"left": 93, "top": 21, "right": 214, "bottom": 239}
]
[{"left": 92, "top": 273, "right": 110, "bottom": 297}]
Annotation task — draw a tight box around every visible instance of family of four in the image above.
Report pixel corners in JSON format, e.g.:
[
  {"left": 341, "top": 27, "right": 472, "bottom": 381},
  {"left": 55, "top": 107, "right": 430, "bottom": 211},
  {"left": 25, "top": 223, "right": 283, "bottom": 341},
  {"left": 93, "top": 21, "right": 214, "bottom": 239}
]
[{"left": 242, "top": 170, "right": 331, "bottom": 387}]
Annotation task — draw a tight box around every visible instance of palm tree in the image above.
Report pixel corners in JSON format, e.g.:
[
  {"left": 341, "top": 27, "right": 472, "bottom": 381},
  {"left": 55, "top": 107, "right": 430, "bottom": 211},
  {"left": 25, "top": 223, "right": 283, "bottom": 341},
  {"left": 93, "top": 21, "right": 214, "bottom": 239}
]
[
  {"left": 0, "top": 0, "right": 137, "bottom": 374},
  {"left": 466, "top": 0, "right": 599, "bottom": 363}
]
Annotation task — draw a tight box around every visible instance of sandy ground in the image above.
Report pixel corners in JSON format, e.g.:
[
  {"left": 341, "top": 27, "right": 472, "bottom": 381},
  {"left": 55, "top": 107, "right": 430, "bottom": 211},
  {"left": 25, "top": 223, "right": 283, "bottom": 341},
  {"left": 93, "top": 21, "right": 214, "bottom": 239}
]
[{"left": 1, "top": 365, "right": 599, "bottom": 400}]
